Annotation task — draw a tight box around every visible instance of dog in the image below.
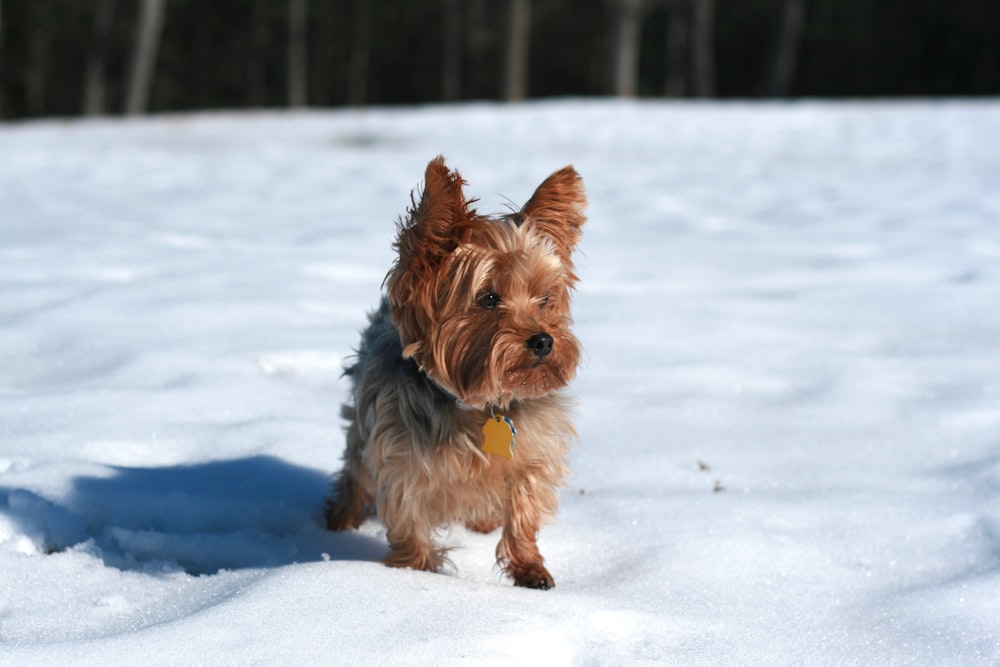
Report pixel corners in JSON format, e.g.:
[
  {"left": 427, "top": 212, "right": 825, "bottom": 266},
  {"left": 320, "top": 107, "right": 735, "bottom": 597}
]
[{"left": 325, "top": 156, "right": 586, "bottom": 589}]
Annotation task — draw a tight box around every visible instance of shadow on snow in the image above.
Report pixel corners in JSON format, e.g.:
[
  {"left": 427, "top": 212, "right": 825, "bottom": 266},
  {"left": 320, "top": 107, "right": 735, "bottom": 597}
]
[{"left": 0, "top": 455, "right": 385, "bottom": 575}]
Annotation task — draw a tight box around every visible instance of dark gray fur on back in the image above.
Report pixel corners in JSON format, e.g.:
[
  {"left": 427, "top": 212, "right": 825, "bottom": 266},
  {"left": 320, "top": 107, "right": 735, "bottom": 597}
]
[{"left": 342, "top": 297, "right": 455, "bottom": 447}]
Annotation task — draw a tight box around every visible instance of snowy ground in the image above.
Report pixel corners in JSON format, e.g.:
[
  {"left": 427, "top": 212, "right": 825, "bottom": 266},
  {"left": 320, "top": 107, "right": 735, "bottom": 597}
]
[{"left": 2, "top": 100, "right": 999, "bottom": 665}]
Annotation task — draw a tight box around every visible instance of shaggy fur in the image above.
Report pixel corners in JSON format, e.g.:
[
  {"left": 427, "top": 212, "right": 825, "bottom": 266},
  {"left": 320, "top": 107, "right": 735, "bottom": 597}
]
[{"left": 326, "top": 156, "right": 586, "bottom": 589}]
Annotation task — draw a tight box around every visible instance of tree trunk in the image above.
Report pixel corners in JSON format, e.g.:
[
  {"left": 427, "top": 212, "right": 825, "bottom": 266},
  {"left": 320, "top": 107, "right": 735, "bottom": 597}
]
[
  {"left": 84, "top": 0, "right": 116, "bottom": 116},
  {"left": 124, "top": 0, "right": 166, "bottom": 116},
  {"left": 690, "top": 0, "right": 714, "bottom": 97},
  {"left": 664, "top": 0, "right": 688, "bottom": 97},
  {"left": 442, "top": 0, "right": 462, "bottom": 101},
  {"left": 767, "top": 0, "right": 805, "bottom": 97},
  {"left": 247, "top": 0, "right": 270, "bottom": 107},
  {"left": 349, "top": 0, "right": 373, "bottom": 106},
  {"left": 611, "top": 0, "right": 643, "bottom": 97},
  {"left": 25, "top": 2, "right": 51, "bottom": 116},
  {"left": 504, "top": 0, "right": 530, "bottom": 101},
  {"left": 465, "top": 0, "right": 490, "bottom": 99},
  {"left": 288, "top": 0, "right": 307, "bottom": 107}
]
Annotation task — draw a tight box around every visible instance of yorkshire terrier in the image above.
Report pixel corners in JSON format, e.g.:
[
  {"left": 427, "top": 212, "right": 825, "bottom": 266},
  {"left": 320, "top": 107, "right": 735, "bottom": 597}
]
[{"left": 325, "top": 156, "right": 586, "bottom": 589}]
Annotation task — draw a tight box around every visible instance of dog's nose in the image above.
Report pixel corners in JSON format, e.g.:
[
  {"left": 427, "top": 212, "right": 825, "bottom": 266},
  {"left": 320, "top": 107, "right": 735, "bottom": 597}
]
[{"left": 527, "top": 332, "right": 554, "bottom": 359}]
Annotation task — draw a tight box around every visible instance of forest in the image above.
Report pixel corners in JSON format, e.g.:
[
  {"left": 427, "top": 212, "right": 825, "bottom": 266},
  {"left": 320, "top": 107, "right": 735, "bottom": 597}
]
[{"left": 0, "top": 0, "right": 997, "bottom": 120}]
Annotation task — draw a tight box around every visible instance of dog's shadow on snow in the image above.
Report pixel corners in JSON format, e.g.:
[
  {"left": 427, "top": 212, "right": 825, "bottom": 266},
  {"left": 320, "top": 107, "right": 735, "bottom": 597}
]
[{"left": 0, "top": 456, "right": 386, "bottom": 575}]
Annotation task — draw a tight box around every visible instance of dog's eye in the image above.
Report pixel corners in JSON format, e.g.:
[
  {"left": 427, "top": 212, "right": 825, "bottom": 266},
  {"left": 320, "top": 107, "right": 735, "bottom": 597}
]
[
  {"left": 478, "top": 291, "right": 500, "bottom": 310},
  {"left": 539, "top": 293, "right": 550, "bottom": 308}
]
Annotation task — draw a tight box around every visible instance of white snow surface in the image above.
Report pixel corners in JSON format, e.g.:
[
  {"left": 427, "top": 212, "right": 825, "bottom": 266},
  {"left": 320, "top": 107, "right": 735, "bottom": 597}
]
[{"left": 2, "top": 100, "right": 999, "bottom": 665}]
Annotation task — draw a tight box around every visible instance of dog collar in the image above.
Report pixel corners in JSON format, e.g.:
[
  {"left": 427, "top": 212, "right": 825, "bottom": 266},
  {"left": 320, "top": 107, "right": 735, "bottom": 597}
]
[{"left": 407, "top": 360, "right": 516, "bottom": 456}]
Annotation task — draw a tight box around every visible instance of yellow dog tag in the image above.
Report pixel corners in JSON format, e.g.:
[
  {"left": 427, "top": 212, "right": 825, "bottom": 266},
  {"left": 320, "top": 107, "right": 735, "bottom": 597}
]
[{"left": 482, "top": 414, "right": 516, "bottom": 459}]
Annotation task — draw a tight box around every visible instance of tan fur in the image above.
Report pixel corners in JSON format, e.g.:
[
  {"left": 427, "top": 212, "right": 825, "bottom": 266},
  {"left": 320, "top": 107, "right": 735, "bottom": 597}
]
[{"left": 326, "top": 156, "right": 586, "bottom": 589}]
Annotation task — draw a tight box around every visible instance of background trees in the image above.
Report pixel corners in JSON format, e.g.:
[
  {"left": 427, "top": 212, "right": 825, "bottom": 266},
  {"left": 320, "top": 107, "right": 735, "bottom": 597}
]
[
  {"left": 0, "top": 0, "right": 996, "bottom": 120},
  {"left": 124, "top": 0, "right": 166, "bottom": 115}
]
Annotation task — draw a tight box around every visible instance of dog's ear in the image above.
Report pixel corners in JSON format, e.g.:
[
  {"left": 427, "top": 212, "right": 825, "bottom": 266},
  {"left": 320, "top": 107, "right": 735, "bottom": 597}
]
[
  {"left": 519, "top": 166, "right": 587, "bottom": 265},
  {"left": 387, "top": 156, "right": 475, "bottom": 350}
]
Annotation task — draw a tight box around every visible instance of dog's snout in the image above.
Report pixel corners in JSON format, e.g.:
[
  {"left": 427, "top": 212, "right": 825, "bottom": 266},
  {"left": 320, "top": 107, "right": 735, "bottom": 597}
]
[{"left": 527, "top": 332, "right": 554, "bottom": 359}]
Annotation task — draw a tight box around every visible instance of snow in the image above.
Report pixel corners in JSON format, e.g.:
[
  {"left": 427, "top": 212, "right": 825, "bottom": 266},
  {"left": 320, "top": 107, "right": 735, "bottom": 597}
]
[{"left": 2, "top": 100, "right": 999, "bottom": 665}]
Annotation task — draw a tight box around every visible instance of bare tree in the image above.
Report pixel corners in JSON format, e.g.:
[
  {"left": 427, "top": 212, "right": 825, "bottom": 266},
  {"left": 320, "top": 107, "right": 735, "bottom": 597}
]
[
  {"left": 664, "top": 0, "right": 688, "bottom": 97},
  {"left": 768, "top": 0, "right": 805, "bottom": 97},
  {"left": 248, "top": 0, "right": 271, "bottom": 107},
  {"left": 504, "top": 0, "right": 530, "bottom": 101},
  {"left": 124, "top": 0, "right": 166, "bottom": 116},
  {"left": 25, "top": 2, "right": 51, "bottom": 116},
  {"left": 611, "top": 0, "right": 644, "bottom": 97},
  {"left": 84, "top": 0, "right": 117, "bottom": 116},
  {"left": 349, "top": 0, "right": 373, "bottom": 106},
  {"left": 288, "top": 0, "right": 307, "bottom": 107},
  {"left": 461, "top": 0, "right": 494, "bottom": 99},
  {"left": 442, "top": 0, "right": 462, "bottom": 101},
  {"left": 690, "top": 0, "right": 714, "bottom": 97}
]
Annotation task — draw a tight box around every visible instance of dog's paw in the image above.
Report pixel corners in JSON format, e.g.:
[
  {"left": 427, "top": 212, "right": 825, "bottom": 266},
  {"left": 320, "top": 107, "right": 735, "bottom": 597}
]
[
  {"left": 384, "top": 545, "right": 446, "bottom": 573},
  {"left": 511, "top": 563, "right": 555, "bottom": 590}
]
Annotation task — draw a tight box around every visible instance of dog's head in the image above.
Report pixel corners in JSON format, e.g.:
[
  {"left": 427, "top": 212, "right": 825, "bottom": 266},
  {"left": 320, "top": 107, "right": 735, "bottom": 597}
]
[{"left": 386, "top": 156, "right": 586, "bottom": 410}]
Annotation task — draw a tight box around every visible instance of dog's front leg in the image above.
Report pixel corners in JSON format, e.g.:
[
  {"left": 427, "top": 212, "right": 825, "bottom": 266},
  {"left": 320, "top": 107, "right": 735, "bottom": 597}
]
[
  {"left": 377, "top": 480, "right": 446, "bottom": 573},
  {"left": 497, "top": 471, "right": 557, "bottom": 589}
]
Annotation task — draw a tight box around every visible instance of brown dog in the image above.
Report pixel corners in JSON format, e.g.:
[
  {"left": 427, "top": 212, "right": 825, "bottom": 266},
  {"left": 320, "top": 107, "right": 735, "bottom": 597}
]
[{"left": 326, "top": 156, "right": 586, "bottom": 589}]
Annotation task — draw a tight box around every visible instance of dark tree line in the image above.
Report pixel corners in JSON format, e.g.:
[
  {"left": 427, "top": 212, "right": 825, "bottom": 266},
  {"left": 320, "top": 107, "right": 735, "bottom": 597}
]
[{"left": 0, "top": 0, "right": 997, "bottom": 120}]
